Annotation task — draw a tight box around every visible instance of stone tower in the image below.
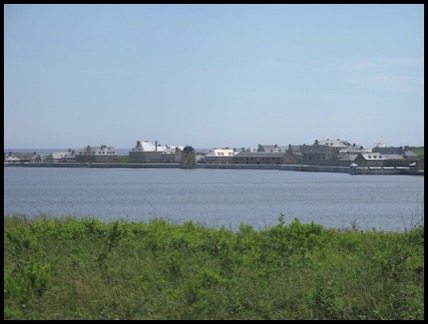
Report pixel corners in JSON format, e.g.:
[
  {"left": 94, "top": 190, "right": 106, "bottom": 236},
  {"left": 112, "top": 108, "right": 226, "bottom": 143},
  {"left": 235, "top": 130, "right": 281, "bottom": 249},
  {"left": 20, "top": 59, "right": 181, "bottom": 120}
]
[{"left": 180, "top": 146, "right": 196, "bottom": 169}]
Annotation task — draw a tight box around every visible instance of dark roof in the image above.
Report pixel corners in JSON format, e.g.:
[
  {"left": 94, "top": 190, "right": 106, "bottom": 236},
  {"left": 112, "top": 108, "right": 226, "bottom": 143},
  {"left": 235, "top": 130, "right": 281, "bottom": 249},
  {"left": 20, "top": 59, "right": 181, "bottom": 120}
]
[{"left": 183, "top": 146, "right": 195, "bottom": 152}]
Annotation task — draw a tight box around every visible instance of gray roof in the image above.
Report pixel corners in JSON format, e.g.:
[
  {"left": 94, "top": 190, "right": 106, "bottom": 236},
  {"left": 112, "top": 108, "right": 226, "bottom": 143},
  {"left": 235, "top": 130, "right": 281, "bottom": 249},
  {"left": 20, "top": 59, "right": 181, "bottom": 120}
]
[
  {"left": 404, "top": 151, "right": 418, "bottom": 158},
  {"left": 257, "top": 144, "right": 289, "bottom": 152},
  {"left": 358, "top": 153, "right": 404, "bottom": 160},
  {"left": 300, "top": 145, "right": 336, "bottom": 153},
  {"left": 7, "top": 152, "right": 38, "bottom": 159},
  {"left": 288, "top": 145, "right": 302, "bottom": 153},
  {"left": 372, "top": 147, "right": 403, "bottom": 154},
  {"left": 338, "top": 153, "right": 359, "bottom": 161}
]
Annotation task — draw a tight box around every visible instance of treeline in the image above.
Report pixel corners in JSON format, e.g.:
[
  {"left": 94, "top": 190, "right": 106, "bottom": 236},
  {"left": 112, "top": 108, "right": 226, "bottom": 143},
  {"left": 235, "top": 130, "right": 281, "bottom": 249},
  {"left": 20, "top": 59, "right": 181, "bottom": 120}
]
[{"left": 4, "top": 215, "right": 424, "bottom": 320}]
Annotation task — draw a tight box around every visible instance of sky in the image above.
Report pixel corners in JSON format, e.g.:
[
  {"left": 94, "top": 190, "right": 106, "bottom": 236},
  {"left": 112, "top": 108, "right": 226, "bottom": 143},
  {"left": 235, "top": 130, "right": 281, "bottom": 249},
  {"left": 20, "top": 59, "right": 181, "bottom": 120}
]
[{"left": 4, "top": 4, "right": 424, "bottom": 150}]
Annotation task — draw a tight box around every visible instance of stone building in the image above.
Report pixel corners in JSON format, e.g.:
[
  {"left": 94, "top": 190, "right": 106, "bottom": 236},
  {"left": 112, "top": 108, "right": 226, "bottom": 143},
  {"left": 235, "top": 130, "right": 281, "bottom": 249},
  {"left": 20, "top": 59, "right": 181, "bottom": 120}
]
[
  {"left": 257, "top": 144, "right": 289, "bottom": 152},
  {"left": 299, "top": 144, "right": 340, "bottom": 161},
  {"left": 4, "top": 152, "right": 42, "bottom": 164},
  {"left": 76, "top": 145, "right": 117, "bottom": 163},
  {"left": 233, "top": 151, "right": 297, "bottom": 164},
  {"left": 353, "top": 152, "right": 407, "bottom": 167},
  {"left": 129, "top": 140, "right": 182, "bottom": 163},
  {"left": 372, "top": 146, "right": 418, "bottom": 162},
  {"left": 180, "top": 146, "right": 196, "bottom": 169}
]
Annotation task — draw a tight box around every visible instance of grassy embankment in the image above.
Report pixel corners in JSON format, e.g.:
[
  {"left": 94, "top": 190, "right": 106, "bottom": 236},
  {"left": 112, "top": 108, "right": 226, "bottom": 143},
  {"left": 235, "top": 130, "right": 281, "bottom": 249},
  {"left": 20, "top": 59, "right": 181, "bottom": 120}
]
[
  {"left": 409, "top": 147, "right": 424, "bottom": 160},
  {"left": 4, "top": 214, "right": 424, "bottom": 320},
  {"left": 115, "top": 155, "right": 129, "bottom": 163}
]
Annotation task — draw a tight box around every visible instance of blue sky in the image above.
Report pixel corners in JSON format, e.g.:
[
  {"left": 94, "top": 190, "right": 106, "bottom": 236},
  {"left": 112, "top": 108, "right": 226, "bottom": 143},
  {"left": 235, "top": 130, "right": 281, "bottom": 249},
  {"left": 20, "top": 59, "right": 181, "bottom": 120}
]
[{"left": 4, "top": 4, "right": 424, "bottom": 150}]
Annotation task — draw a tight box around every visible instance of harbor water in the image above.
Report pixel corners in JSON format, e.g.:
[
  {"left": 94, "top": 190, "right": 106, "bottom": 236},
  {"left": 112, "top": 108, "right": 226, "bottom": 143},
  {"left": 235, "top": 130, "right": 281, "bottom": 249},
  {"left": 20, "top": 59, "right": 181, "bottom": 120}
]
[{"left": 4, "top": 167, "right": 424, "bottom": 232}]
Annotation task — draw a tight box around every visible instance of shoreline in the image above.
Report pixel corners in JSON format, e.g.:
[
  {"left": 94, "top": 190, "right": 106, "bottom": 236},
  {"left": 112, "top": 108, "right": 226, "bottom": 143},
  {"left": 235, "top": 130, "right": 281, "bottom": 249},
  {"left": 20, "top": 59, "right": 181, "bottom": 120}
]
[{"left": 4, "top": 162, "right": 424, "bottom": 175}]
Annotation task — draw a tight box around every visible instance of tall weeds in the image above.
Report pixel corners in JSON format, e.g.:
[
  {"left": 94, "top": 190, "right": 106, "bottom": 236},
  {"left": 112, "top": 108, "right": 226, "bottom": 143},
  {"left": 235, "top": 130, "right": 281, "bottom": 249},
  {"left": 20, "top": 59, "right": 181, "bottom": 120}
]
[{"left": 4, "top": 214, "right": 424, "bottom": 320}]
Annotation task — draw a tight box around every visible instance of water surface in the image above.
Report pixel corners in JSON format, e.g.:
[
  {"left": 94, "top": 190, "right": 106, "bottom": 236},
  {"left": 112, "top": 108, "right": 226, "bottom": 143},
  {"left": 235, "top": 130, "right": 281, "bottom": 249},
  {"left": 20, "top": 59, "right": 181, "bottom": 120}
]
[{"left": 4, "top": 167, "right": 424, "bottom": 231}]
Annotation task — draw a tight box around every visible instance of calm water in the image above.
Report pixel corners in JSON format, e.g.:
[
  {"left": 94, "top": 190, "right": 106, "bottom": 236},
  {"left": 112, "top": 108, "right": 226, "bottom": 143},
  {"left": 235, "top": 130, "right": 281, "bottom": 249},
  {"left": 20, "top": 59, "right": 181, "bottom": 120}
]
[{"left": 4, "top": 167, "right": 424, "bottom": 232}]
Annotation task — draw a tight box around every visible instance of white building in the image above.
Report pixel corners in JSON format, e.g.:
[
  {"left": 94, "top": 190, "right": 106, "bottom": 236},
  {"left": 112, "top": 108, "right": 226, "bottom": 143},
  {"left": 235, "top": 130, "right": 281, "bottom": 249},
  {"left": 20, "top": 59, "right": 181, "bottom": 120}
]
[
  {"left": 46, "top": 150, "right": 76, "bottom": 163},
  {"left": 4, "top": 153, "right": 21, "bottom": 164},
  {"left": 204, "top": 148, "right": 239, "bottom": 164},
  {"left": 129, "top": 140, "right": 183, "bottom": 163}
]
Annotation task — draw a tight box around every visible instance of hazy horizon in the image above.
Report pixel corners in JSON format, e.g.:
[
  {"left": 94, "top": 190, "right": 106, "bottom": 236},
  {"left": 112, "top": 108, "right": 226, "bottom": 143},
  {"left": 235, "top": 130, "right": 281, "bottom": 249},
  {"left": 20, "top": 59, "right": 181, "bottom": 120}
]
[{"left": 4, "top": 139, "right": 424, "bottom": 154}]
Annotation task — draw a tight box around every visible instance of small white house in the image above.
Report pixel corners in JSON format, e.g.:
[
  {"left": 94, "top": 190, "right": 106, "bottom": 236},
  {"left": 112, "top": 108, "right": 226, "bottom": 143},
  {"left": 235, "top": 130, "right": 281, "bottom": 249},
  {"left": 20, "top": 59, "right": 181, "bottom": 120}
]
[
  {"left": 46, "top": 150, "right": 76, "bottom": 163},
  {"left": 4, "top": 153, "right": 21, "bottom": 164}
]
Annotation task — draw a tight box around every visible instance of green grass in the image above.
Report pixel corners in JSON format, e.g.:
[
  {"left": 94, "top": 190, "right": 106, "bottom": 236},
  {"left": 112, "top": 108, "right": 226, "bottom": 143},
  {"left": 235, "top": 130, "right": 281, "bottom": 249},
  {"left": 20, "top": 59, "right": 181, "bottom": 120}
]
[
  {"left": 4, "top": 215, "right": 424, "bottom": 320},
  {"left": 409, "top": 146, "right": 424, "bottom": 159},
  {"left": 115, "top": 155, "right": 129, "bottom": 163}
]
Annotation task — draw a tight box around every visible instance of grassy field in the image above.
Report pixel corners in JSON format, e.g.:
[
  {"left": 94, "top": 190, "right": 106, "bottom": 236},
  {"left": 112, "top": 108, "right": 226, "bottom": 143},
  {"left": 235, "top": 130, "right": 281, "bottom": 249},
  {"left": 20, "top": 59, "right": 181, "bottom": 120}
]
[
  {"left": 115, "top": 155, "right": 129, "bottom": 163},
  {"left": 409, "top": 147, "right": 424, "bottom": 160},
  {"left": 4, "top": 215, "right": 424, "bottom": 320}
]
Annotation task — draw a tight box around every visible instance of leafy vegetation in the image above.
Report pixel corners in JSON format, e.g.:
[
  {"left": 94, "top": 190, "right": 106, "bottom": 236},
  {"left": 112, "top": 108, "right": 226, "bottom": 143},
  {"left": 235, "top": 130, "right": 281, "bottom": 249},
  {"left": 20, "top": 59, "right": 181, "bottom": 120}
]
[{"left": 4, "top": 214, "right": 424, "bottom": 320}]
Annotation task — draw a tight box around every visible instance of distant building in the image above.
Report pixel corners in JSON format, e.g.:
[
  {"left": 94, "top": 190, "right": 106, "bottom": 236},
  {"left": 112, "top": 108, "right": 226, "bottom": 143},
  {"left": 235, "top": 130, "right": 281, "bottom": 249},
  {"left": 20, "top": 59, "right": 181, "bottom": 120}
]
[
  {"left": 409, "top": 159, "right": 424, "bottom": 174},
  {"left": 335, "top": 144, "right": 365, "bottom": 163},
  {"left": 76, "top": 145, "right": 117, "bottom": 163},
  {"left": 315, "top": 138, "right": 351, "bottom": 148},
  {"left": 180, "top": 146, "right": 196, "bottom": 169},
  {"left": 128, "top": 140, "right": 183, "bottom": 163},
  {"left": 339, "top": 143, "right": 365, "bottom": 153},
  {"left": 299, "top": 144, "right": 340, "bottom": 161},
  {"left": 4, "top": 152, "right": 41, "bottom": 164},
  {"left": 372, "top": 146, "right": 418, "bottom": 162},
  {"left": 233, "top": 151, "right": 297, "bottom": 164},
  {"left": 337, "top": 153, "right": 360, "bottom": 165},
  {"left": 4, "top": 152, "right": 21, "bottom": 164},
  {"left": 353, "top": 152, "right": 407, "bottom": 167},
  {"left": 204, "top": 148, "right": 239, "bottom": 164},
  {"left": 46, "top": 149, "right": 76, "bottom": 163},
  {"left": 257, "top": 144, "right": 289, "bottom": 153}
]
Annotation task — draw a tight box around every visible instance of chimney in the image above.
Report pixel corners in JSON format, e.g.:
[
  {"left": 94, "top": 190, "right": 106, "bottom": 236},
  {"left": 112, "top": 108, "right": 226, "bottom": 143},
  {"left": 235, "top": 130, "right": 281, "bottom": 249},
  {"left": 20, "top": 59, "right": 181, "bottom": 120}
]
[{"left": 155, "top": 141, "right": 158, "bottom": 151}]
